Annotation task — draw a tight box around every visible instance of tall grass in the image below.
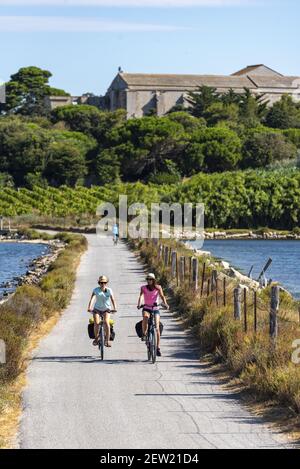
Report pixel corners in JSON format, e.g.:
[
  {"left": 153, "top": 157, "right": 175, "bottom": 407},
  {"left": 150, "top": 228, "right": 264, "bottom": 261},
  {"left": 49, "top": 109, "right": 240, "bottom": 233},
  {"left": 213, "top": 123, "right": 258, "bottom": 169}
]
[
  {"left": 0, "top": 232, "right": 87, "bottom": 400},
  {"left": 132, "top": 238, "right": 300, "bottom": 415}
]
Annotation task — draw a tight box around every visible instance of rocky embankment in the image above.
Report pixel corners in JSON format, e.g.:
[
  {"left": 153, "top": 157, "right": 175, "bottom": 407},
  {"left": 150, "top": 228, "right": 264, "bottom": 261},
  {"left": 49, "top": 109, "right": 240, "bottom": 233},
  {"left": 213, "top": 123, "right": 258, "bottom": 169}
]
[
  {"left": 191, "top": 247, "right": 260, "bottom": 291},
  {"left": 204, "top": 230, "right": 300, "bottom": 240},
  {"left": 18, "top": 240, "right": 65, "bottom": 287},
  {"left": 171, "top": 229, "right": 300, "bottom": 241},
  {"left": 0, "top": 235, "right": 65, "bottom": 302}
]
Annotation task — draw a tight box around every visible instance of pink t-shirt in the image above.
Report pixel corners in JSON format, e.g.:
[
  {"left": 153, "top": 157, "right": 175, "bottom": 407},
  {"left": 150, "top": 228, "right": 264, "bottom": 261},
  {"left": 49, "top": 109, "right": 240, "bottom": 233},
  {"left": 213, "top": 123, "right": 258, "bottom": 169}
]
[{"left": 141, "top": 285, "right": 160, "bottom": 308}]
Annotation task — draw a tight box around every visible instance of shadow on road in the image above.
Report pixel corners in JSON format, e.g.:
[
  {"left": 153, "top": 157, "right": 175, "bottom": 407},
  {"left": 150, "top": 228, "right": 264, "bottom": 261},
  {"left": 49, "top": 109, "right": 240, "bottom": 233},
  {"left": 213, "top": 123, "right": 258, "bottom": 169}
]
[{"left": 32, "top": 356, "right": 143, "bottom": 364}]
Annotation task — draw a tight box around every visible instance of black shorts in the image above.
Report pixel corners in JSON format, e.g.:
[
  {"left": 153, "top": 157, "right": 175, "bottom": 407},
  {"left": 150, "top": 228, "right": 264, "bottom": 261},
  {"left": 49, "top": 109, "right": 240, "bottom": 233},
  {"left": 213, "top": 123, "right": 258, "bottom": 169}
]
[{"left": 143, "top": 307, "right": 160, "bottom": 316}]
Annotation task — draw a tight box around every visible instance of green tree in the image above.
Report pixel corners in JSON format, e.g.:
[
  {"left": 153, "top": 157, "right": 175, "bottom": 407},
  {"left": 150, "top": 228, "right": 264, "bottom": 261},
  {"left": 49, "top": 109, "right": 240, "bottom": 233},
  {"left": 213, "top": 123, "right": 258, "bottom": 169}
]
[
  {"left": 1, "top": 66, "right": 69, "bottom": 116},
  {"left": 221, "top": 89, "right": 242, "bottom": 106},
  {"left": 183, "top": 127, "right": 242, "bottom": 174},
  {"left": 167, "top": 111, "right": 206, "bottom": 132},
  {"left": 265, "top": 96, "right": 300, "bottom": 129},
  {"left": 0, "top": 117, "right": 51, "bottom": 186},
  {"left": 51, "top": 105, "right": 126, "bottom": 141},
  {"left": 105, "top": 116, "right": 186, "bottom": 181},
  {"left": 148, "top": 159, "right": 181, "bottom": 184},
  {"left": 44, "top": 141, "right": 87, "bottom": 187},
  {"left": 241, "top": 131, "right": 298, "bottom": 169},
  {"left": 187, "top": 86, "right": 221, "bottom": 118},
  {"left": 95, "top": 148, "right": 121, "bottom": 185},
  {"left": 239, "top": 88, "right": 268, "bottom": 128},
  {"left": 204, "top": 102, "right": 239, "bottom": 127},
  {"left": 0, "top": 116, "right": 93, "bottom": 187},
  {"left": 0, "top": 172, "right": 14, "bottom": 188}
]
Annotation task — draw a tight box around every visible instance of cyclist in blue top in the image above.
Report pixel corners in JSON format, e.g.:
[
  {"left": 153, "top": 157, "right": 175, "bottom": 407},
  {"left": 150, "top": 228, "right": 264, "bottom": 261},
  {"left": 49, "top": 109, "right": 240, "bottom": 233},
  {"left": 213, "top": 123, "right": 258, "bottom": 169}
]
[
  {"left": 88, "top": 276, "right": 117, "bottom": 347},
  {"left": 112, "top": 223, "right": 119, "bottom": 245}
]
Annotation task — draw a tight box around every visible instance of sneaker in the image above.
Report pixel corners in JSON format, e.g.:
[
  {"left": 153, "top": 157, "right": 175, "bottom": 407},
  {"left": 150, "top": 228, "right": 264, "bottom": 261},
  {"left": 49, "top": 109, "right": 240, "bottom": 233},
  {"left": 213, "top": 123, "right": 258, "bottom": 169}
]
[{"left": 157, "top": 348, "right": 162, "bottom": 357}]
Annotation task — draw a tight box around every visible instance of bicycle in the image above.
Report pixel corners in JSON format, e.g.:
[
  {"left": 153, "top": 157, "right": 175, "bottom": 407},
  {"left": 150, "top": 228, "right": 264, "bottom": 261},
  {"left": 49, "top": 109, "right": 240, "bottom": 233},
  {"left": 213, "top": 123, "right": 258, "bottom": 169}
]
[
  {"left": 138, "top": 303, "right": 164, "bottom": 364},
  {"left": 96, "top": 309, "right": 117, "bottom": 360}
]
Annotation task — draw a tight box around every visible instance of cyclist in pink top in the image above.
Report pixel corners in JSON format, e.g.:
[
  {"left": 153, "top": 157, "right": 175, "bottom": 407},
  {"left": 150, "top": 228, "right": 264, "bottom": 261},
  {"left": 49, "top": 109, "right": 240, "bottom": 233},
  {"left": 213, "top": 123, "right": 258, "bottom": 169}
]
[{"left": 137, "top": 273, "right": 169, "bottom": 357}]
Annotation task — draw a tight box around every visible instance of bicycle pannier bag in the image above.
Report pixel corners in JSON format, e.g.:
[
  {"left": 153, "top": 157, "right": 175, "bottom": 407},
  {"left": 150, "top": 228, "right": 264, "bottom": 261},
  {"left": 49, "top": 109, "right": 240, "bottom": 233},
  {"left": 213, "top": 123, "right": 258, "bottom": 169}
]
[
  {"left": 110, "top": 326, "right": 116, "bottom": 341},
  {"left": 88, "top": 322, "right": 95, "bottom": 339},
  {"left": 135, "top": 320, "right": 163, "bottom": 338}
]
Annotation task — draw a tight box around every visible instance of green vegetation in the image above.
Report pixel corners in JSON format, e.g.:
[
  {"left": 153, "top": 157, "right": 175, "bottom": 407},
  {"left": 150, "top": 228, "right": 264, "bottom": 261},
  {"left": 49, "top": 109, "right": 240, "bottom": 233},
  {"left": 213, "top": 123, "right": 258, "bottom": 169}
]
[
  {"left": 133, "top": 238, "right": 300, "bottom": 417},
  {"left": 0, "top": 66, "right": 300, "bottom": 229},
  {"left": 0, "top": 66, "right": 299, "bottom": 190},
  {"left": 0, "top": 66, "right": 69, "bottom": 117},
  {"left": 0, "top": 117, "right": 97, "bottom": 187},
  {"left": 2, "top": 168, "right": 300, "bottom": 229},
  {"left": 0, "top": 231, "right": 87, "bottom": 447}
]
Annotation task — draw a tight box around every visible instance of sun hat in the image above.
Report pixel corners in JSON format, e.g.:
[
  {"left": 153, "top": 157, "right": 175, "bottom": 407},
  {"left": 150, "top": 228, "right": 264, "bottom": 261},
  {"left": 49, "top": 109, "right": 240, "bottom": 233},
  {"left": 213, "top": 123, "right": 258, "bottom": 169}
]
[
  {"left": 146, "top": 273, "right": 156, "bottom": 281},
  {"left": 99, "top": 275, "right": 109, "bottom": 283}
]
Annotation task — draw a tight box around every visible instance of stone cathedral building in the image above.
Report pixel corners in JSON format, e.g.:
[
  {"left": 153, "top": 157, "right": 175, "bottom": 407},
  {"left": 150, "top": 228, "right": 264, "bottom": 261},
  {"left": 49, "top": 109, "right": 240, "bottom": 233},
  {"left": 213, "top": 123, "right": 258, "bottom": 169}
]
[{"left": 105, "top": 64, "right": 300, "bottom": 119}]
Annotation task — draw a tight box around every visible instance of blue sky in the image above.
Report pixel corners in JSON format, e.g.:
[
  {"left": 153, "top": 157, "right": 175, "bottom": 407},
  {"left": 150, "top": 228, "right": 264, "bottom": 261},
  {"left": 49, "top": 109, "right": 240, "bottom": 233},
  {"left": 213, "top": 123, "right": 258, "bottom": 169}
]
[{"left": 0, "top": 0, "right": 298, "bottom": 95}]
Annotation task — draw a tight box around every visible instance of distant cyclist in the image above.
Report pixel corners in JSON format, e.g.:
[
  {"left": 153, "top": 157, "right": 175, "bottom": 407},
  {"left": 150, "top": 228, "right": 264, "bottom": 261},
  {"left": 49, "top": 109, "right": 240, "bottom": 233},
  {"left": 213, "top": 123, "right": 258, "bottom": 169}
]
[
  {"left": 137, "top": 273, "right": 169, "bottom": 357},
  {"left": 88, "top": 276, "right": 117, "bottom": 348},
  {"left": 112, "top": 223, "right": 119, "bottom": 245}
]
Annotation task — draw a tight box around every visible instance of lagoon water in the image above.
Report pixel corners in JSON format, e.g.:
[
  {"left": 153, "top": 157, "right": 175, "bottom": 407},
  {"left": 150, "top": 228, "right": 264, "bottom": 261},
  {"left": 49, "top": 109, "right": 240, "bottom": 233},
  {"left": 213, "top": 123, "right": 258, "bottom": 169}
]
[
  {"left": 190, "top": 239, "right": 300, "bottom": 299},
  {"left": 0, "top": 243, "right": 49, "bottom": 298}
]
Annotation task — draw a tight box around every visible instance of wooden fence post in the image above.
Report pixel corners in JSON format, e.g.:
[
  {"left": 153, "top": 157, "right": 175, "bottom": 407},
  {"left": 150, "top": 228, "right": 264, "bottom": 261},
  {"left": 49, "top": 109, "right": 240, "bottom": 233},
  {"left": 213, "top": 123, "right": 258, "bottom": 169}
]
[
  {"left": 171, "top": 250, "right": 177, "bottom": 280},
  {"left": 168, "top": 247, "right": 172, "bottom": 266},
  {"left": 200, "top": 262, "right": 206, "bottom": 297},
  {"left": 243, "top": 288, "right": 248, "bottom": 333},
  {"left": 223, "top": 277, "right": 226, "bottom": 307},
  {"left": 211, "top": 270, "right": 218, "bottom": 292},
  {"left": 207, "top": 279, "right": 211, "bottom": 297},
  {"left": 189, "top": 257, "right": 192, "bottom": 286},
  {"left": 158, "top": 244, "right": 163, "bottom": 260},
  {"left": 164, "top": 246, "right": 169, "bottom": 266},
  {"left": 270, "top": 286, "right": 280, "bottom": 343},
  {"left": 192, "top": 257, "right": 199, "bottom": 291},
  {"left": 179, "top": 256, "right": 185, "bottom": 284},
  {"left": 254, "top": 290, "right": 257, "bottom": 333},
  {"left": 234, "top": 287, "right": 242, "bottom": 320},
  {"left": 215, "top": 278, "right": 219, "bottom": 306}
]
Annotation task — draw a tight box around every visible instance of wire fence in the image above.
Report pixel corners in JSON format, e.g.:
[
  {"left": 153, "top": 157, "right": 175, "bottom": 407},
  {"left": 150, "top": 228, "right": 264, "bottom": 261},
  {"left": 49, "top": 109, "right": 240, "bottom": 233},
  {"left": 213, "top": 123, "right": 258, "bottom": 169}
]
[{"left": 147, "top": 239, "right": 300, "bottom": 345}]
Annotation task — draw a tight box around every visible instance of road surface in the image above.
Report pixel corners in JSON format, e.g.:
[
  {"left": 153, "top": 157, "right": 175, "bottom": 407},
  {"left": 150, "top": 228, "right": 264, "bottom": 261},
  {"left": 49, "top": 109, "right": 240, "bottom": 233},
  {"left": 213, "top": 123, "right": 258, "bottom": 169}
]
[{"left": 18, "top": 234, "right": 293, "bottom": 449}]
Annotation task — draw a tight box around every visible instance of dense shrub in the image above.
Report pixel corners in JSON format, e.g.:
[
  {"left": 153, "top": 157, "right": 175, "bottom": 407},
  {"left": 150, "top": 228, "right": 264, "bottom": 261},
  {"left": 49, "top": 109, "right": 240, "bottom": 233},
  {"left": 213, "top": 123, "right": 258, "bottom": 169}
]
[{"left": 241, "top": 131, "right": 297, "bottom": 168}]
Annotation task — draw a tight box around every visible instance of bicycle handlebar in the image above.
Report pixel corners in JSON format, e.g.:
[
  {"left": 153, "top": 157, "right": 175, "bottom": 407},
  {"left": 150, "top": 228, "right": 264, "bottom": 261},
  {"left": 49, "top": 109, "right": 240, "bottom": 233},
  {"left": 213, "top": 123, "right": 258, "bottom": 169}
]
[
  {"left": 88, "top": 309, "right": 117, "bottom": 314},
  {"left": 138, "top": 303, "right": 167, "bottom": 310}
]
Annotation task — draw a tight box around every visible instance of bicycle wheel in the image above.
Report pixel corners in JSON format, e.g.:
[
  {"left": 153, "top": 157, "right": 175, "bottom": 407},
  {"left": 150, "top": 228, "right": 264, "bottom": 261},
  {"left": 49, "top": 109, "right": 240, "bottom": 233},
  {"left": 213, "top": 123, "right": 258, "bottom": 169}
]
[
  {"left": 147, "top": 331, "right": 151, "bottom": 361},
  {"left": 99, "top": 325, "right": 104, "bottom": 360},
  {"left": 150, "top": 327, "right": 157, "bottom": 364}
]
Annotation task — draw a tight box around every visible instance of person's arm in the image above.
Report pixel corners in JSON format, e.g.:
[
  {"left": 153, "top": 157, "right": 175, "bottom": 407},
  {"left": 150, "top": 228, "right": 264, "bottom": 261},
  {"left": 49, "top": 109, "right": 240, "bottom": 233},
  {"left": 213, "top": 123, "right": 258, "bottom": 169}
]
[
  {"left": 110, "top": 293, "right": 117, "bottom": 311},
  {"left": 158, "top": 286, "right": 169, "bottom": 309},
  {"left": 88, "top": 293, "right": 95, "bottom": 312},
  {"left": 137, "top": 287, "right": 143, "bottom": 309}
]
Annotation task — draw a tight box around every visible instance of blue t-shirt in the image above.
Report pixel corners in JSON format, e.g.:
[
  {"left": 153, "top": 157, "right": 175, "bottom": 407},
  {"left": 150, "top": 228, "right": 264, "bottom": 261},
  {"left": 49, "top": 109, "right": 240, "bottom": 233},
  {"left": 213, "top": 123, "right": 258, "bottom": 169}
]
[
  {"left": 93, "top": 287, "right": 113, "bottom": 311},
  {"left": 112, "top": 224, "right": 119, "bottom": 235}
]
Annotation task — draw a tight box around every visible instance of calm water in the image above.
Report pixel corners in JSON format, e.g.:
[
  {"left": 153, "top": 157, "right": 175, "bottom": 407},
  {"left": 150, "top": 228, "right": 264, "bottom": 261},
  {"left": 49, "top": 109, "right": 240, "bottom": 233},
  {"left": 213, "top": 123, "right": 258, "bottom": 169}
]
[
  {"left": 0, "top": 243, "right": 50, "bottom": 298},
  {"left": 190, "top": 239, "right": 300, "bottom": 299}
]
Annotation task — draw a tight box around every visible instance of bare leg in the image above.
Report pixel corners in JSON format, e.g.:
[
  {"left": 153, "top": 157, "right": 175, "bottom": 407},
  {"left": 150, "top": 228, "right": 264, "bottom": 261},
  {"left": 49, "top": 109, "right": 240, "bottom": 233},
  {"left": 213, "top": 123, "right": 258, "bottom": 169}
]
[
  {"left": 93, "top": 313, "right": 101, "bottom": 345},
  {"left": 142, "top": 313, "right": 149, "bottom": 336},
  {"left": 104, "top": 312, "right": 111, "bottom": 346}
]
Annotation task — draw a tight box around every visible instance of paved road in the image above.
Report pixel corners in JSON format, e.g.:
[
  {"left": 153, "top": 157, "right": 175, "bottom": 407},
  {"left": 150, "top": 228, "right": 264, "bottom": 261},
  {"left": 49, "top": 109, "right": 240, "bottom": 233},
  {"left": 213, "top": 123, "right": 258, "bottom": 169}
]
[{"left": 18, "top": 234, "right": 293, "bottom": 449}]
